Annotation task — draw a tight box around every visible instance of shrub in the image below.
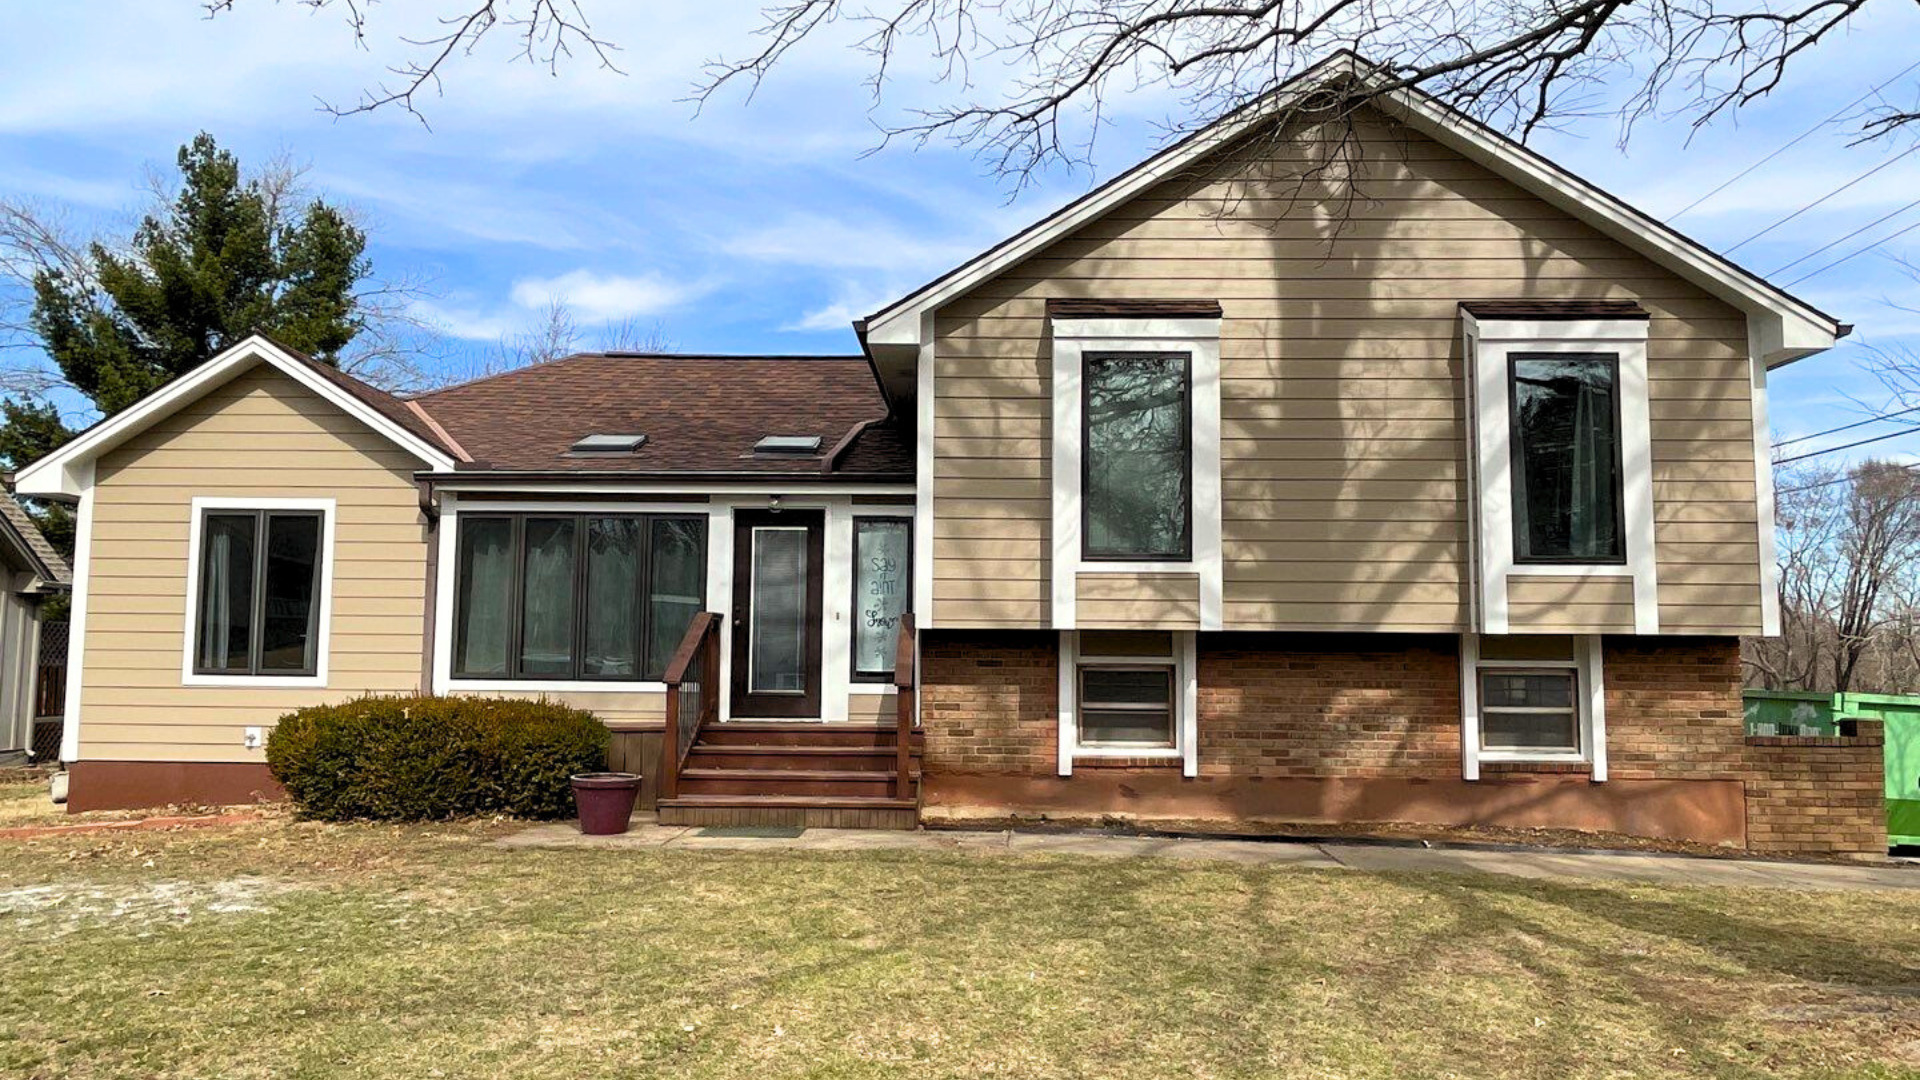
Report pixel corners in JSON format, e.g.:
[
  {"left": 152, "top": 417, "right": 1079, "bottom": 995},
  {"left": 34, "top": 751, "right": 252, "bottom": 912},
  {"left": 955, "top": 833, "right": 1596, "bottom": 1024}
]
[{"left": 266, "top": 695, "right": 610, "bottom": 821}]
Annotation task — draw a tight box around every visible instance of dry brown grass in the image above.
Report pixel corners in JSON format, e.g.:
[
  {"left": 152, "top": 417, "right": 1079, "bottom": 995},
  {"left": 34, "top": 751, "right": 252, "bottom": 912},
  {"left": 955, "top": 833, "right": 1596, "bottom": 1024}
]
[{"left": 1, "top": 810, "right": 1918, "bottom": 1078}]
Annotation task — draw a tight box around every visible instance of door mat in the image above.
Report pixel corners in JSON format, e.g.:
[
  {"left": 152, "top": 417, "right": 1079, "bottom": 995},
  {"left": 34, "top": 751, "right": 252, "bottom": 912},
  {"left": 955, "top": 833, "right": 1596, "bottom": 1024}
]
[{"left": 697, "top": 825, "right": 806, "bottom": 838}]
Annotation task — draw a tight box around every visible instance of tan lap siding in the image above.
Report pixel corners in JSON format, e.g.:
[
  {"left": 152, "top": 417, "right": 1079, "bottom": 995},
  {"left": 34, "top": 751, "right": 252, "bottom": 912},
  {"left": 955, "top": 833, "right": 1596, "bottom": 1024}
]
[
  {"left": 930, "top": 109, "right": 1762, "bottom": 634},
  {"left": 1075, "top": 572, "right": 1201, "bottom": 629},
  {"left": 453, "top": 689, "right": 666, "bottom": 729},
  {"left": 81, "top": 364, "right": 427, "bottom": 763},
  {"left": 1506, "top": 575, "right": 1637, "bottom": 634}
]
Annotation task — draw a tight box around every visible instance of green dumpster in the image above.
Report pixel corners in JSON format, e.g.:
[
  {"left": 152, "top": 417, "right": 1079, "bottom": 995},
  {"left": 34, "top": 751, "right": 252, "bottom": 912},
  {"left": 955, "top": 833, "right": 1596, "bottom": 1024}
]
[
  {"left": 1742, "top": 689, "right": 1842, "bottom": 736},
  {"left": 1838, "top": 693, "right": 1920, "bottom": 847}
]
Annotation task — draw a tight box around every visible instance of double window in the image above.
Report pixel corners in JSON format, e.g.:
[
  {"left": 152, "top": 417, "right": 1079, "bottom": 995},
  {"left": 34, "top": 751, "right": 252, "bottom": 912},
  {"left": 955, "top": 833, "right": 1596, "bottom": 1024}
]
[
  {"left": 1083, "top": 352, "right": 1191, "bottom": 560},
  {"left": 1509, "top": 353, "right": 1625, "bottom": 564},
  {"left": 851, "top": 517, "right": 912, "bottom": 680},
  {"left": 453, "top": 513, "right": 706, "bottom": 682},
  {"left": 192, "top": 507, "right": 326, "bottom": 678}
]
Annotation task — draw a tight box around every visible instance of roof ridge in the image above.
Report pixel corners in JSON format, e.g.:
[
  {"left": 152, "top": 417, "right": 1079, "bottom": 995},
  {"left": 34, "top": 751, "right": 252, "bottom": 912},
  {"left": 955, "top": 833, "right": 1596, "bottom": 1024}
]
[{"left": 410, "top": 352, "right": 870, "bottom": 401}]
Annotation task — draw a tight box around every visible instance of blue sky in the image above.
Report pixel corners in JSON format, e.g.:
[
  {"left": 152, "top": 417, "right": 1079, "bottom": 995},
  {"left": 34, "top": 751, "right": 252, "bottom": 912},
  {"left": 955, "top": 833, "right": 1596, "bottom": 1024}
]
[{"left": 2, "top": 2, "right": 1918, "bottom": 468}]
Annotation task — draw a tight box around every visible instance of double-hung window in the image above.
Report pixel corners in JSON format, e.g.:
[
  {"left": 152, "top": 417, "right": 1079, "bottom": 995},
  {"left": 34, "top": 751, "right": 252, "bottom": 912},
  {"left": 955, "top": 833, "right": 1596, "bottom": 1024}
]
[
  {"left": 1074, "top": 631, "right": 1178, "bottom": 750},
  {"left": 1472, "top": 635, "right": 1588, "bottom": 759},
  {"left": 453, "top": 513, "right": 706, "bottom": 682},
  {"left": 1509, "top": 353, "right": 1625, "bottom": 564},
  {"left": 1083, "top": 352, "right": 1191, "bottom": 560},
  {"left": 192, "top": 507, "right": 326, "bottom": 678}
]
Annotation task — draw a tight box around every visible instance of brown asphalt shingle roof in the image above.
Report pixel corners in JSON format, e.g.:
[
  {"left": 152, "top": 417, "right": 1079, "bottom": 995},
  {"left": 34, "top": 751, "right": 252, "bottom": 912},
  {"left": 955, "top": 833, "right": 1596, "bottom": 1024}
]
[
  {"left": 1459, "top": 300, "right": 1650, "bottom": 319},
  {"left": 408, "top": 353, "right": 908, "bottom": 477},
  {"left": 0, "top": 493, "right": 70, "bottom": 587}
]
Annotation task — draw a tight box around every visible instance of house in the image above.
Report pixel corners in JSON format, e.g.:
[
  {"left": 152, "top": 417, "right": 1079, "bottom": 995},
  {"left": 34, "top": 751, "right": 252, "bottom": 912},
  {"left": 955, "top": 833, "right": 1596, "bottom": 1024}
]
[
  {"left": 11, "top": 55, "right": 1891, "bottom": 855},
  {"left": 0, "top": 484, "right": 70, "bottom": 764}
]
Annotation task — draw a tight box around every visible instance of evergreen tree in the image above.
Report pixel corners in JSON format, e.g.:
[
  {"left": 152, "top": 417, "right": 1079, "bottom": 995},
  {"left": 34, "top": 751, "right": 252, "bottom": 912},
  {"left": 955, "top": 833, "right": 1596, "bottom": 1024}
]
[{"left": 0, "top": 134, "right": 370, "bottom": 467}]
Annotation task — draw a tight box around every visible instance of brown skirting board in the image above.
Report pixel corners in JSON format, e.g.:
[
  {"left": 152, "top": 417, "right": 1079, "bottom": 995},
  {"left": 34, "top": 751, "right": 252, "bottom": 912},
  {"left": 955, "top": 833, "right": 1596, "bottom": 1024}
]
[
  {"left": 923, "top": 772, "right": 1748, "bottom": 848},
  {"left": 66, "top": 761, "right": 286, "bottom": 813}
]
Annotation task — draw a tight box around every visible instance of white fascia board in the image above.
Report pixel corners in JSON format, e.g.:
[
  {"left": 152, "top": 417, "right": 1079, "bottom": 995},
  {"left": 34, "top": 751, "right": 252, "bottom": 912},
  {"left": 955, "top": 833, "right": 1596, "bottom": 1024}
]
[
  {"left": 864, "top": 56, "right": 1839, "bottom": 367},
  {"left": 13, "top": 335, "right": 455, "bottom": 498},
  {"left": 429, "top": 481, "right": 917, "bottom": 497}
]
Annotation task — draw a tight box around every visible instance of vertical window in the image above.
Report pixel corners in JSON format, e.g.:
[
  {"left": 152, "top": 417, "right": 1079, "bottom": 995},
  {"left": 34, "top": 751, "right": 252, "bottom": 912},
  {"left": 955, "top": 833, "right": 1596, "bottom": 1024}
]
[
  {"left": 1084, "top": 352, "right": 1191, "bottom": 560},
  {"left": 1075, "top": 631, "right": 1176, "bottom": 749},
  {"left": 193, "top": 509, "right": 323, "bottom": 677},
  {"left": 851, "top": 518, "right": 912, "bottom": 680},
  {"left": 452, "top": 513, "right": 706, "bottom": 682},
  {"left": 1510, "top": 354, "right": 1625, "bottom": 563}
]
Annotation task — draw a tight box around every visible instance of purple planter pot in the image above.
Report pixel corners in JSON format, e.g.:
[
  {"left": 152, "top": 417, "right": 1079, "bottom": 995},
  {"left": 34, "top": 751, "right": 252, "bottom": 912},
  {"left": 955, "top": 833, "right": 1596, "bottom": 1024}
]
[{"left": 571, "top": 772, "right": 641, "bottom": 835}]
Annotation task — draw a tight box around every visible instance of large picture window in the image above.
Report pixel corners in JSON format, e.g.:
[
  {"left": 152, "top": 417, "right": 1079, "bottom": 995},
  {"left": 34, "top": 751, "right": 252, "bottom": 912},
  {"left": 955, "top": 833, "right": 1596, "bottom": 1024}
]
[
  {"left": 851, "top": 517, "right": 912, "bottom": 680},
  {"left": 1083, "top": 352, "right": 1191, "bottom": 560},
  {"left": 193, "top": 508, "right": 325, "bottom": 677},
  {"left": 453, "top": 513, "right": 706, "bottom": 682},
  {"left": 1509, "top": 353, "right": 1625, "bottom": 563}
]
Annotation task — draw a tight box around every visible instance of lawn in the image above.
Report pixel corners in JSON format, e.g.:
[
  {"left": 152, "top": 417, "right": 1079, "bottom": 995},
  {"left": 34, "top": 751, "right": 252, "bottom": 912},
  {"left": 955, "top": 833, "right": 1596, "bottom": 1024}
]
[{"left": 2, "top": 799, "right": 1918, "bottom": 1078}]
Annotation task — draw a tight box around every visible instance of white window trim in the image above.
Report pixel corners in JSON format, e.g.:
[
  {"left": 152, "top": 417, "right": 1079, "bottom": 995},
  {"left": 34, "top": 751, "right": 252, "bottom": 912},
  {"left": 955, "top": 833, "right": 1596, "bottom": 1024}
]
[
  {"left": 845, "top": 508, "right": 909, "bottom": 696},
  {"left": 180, "top": 496, "right": 337, "bottom": 688},
  {"left": 1051, "top": 317, "right": 1222, "bottom": 631},
  {"left": 1459, "top": 633, "right": 1608, "bottom": 780},
  {"left": 1057, "top": 629, "right": 1199, "bottom": 777},
  {"left": 1465, "top": 315, "right": 1658, "bottom": 635}
]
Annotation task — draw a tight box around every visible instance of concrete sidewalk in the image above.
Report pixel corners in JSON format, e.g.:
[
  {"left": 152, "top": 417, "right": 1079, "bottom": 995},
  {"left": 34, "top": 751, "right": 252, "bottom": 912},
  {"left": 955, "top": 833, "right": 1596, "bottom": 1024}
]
[{"left": 497, "top": 816, "right": 1920, "bottom": 892}]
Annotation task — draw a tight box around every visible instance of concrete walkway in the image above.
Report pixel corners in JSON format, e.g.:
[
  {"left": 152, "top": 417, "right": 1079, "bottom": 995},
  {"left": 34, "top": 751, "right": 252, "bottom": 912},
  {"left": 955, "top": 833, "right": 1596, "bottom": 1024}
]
[{"left": 497, "top": 816, "right": 1920, "bottom": 892}]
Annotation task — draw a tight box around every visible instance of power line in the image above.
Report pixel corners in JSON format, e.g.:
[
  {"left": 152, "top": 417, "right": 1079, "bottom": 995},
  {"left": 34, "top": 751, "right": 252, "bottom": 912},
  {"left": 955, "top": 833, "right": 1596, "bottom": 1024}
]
[
  {"left": 1668, "top": 58, "right": 1920, "bottom": 222},
  {"left": 1776, "top": 461, "right": 1920, "bottom": 496},
  {"left": 1726, "top": 143, "right": 1920, "bottom": 254},
  {"left": 1775, "top": 424, "right": 1920, "bottom": 464},
  {"left": 1773, "top": 403, "right": 1920, "bottom": 448},
  {"left": 1784, "top": 216, "right": 1920, "bottom": 287},
  {"left": 1770, "top": 195, "right": 1920, "bottom": 275}
]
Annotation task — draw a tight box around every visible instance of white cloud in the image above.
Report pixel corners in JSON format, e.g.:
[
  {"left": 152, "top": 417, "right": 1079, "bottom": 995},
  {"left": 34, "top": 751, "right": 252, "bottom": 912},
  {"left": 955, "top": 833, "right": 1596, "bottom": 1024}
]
[
  {"left": 780, "top": 282, "right": 900, "bottom": 333},
  {"left": 508, "top": 269, "right": 705, "bottom": 323},
  {"left": 723, "top": 214, "right": 984, "bottom": 274}
]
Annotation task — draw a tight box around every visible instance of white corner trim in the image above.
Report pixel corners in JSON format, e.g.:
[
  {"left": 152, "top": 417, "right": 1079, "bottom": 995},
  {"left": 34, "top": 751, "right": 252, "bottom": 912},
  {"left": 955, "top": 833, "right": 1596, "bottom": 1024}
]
[
  {"left": 1583, "top": 635, "right": 1608, "bottom": 782},
  {"left": 1469, "top": 316, "right": 1658, "bottom": 636},
  {"left": 1051, "top": 319, "right": 1223, "bottom": 630},
  {"left": 1056, "top": 630, "right": 1076, "bottom": 776},
  {"left": 914, "top": 310, "right": 936, "bottom": 631},
  {"left": 1180, "top": 630, "right": 1199, "bottom": 779},
  {"left": 58, "top": 461, "right": 94, "bottom": 764},
  {"left": 1748, "top": 322, "right": 1783, "bottom": 637},
  {"left": 1458, "top": 632, "right": 1480, "bottom": 781},
  {"left": 180, "top": 496, "right": 337, "bottom": 688},
  {"left": 13, "top": 335, "right": 454, "bottom": 498}
]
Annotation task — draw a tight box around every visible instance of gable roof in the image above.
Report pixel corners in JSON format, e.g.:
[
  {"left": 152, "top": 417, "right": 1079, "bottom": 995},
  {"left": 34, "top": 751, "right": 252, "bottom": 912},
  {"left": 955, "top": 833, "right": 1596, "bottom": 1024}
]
[
  {"left": 0, "top": 491, "right": 69, "bottom": 589},
  {"left": 412, "top": 353, "right": 907, "bottom": 479},
  {"left": 858, "top": 51, "right": 1844, "bottom": 372},
  {"left": 11, "top": 335, "right": 460, "bottom": 499}
]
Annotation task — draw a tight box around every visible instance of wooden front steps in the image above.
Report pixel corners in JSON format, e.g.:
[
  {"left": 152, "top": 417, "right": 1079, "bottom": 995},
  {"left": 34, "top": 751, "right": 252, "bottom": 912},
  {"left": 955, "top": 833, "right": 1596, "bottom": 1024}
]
[{"left": 657, "top": 722, "right": 923, "bottom": 829}]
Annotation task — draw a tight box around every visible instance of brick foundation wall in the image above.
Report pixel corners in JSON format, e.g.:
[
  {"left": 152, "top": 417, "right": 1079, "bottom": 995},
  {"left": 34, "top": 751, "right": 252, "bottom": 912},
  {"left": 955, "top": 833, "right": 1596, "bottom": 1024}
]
[
  {"left": 920, "top": 630, "right": 1887, "bottom": 856},
  {"left": 1197, "top": 634, "right": 1460, "bottom": 778}
]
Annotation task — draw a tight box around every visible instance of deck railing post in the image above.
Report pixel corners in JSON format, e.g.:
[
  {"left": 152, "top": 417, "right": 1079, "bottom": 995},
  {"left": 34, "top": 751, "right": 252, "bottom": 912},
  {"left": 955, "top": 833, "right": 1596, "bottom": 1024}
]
[{"left": 659, "top": 611, "right": 722, "bottom": 805}]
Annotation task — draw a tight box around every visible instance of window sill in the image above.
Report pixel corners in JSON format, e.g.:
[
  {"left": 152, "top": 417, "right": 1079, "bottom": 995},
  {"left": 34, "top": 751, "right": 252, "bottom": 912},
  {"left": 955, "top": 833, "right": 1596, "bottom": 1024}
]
[
  {"left": 1071, "top": 754, "right": 1184, "bottom": 769},
  {"left": 1478, "top": 760, "right": 1593, "bottom": 776},
  {"left": 183, "top": 673, "right": 327, "bottom": 689},
  {"left": 447, "top": 678, "right": 669, "bottom": 693},
  {"left": 848, "top": 682, "right": 899, "bottom": 695}
]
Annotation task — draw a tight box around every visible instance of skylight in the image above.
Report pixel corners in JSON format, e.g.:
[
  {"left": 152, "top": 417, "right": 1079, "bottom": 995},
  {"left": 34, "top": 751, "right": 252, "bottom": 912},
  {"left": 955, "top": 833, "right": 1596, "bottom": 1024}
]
[
  {"left": 569, "top": 433, "right": 647, "bottom": 454},
  {"left": 755, "top": 435, "right": 822, "bottom": 455}
]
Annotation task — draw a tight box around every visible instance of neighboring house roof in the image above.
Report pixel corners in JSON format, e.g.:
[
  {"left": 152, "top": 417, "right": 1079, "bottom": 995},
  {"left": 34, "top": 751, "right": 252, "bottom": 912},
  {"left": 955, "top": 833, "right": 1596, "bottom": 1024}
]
[
  {"left": 409, "top": 353, "right": 905, "bottom": 479},
  {"left": 858, "top": 51, "right": 1843, "bottom": 381},
  {"left": 0, "top": 492, "right": 70, "bottom": 589},
  {"left": 12, "top": 335, "right": 462, "bottom": 499}
]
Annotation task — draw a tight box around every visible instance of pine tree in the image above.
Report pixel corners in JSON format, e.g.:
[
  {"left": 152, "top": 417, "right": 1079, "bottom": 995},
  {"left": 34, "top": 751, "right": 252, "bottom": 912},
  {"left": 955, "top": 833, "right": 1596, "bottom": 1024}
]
[{"left": 0, "top": 134, "right": 370, "bottom": 467}]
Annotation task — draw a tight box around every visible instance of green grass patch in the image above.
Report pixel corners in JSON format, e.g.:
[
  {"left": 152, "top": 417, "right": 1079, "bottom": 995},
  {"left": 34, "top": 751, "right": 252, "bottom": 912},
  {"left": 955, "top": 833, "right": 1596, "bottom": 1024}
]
[{"left": 1, "top": 820, "right": 1917, "bottom": 1078}]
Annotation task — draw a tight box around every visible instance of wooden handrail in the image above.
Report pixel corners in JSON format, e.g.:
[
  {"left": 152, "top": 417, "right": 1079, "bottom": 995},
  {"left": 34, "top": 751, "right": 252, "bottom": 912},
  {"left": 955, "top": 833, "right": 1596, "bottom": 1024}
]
[
  {"left": 893, "top": 613, "right": 916, "bottom": 801},
  {"left": 659, "top": 612, "right": 723, "bottom": 802}
]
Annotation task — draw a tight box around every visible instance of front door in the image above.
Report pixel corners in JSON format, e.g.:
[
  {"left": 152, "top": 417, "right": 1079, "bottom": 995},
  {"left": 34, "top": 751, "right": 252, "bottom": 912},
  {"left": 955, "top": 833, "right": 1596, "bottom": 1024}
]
[{"left": 730, "top": 509, "right": 824, "bottom": 718}]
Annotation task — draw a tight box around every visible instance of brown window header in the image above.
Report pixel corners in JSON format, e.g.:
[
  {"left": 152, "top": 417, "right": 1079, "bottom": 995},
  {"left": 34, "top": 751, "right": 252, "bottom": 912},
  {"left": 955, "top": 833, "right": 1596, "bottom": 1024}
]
[
  {"left": 1047, "top": 298, "right": 1224, "bottom": 319},
  {"left": 1459, "top": 300, "right": 1649, "bottom": 320}
]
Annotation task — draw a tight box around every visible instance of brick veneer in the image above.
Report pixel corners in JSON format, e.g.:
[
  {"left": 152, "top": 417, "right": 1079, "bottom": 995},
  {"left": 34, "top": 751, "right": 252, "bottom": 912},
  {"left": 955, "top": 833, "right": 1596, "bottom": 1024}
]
[{"left": 918, "top": 630, "right": 1888, "bottom": 856}]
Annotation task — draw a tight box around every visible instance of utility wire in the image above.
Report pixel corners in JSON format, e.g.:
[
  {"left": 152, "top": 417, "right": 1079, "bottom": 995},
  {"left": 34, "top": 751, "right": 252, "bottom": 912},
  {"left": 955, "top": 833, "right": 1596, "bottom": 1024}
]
[
  {"left": 1771, "top": 196, "right": 1920, "bottom": 275},
  {"left": 1668, "top": 57, "right": 1920, "bottom": 222},
  {"left": 1773, "top": 403, "right": 1920, "bottom": 448},
  {"left": 1726, "top": 143, "right": 1920, "bottom": 253},
  {"left": 1776, "top": 461, "right": 1920, "bottom": 496},
  {"left": 1785, "top": 216, "right": 1920, "bottom": 287},
  {"left": 1775, "top": 424, "right": 1920, "bottom": 464}
]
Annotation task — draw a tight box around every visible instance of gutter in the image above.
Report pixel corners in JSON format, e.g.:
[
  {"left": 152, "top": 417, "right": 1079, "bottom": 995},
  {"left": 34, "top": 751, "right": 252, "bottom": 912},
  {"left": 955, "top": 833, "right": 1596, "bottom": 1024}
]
[{"left": 414, "top": 468, "right": 914, "bottom": 485}]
